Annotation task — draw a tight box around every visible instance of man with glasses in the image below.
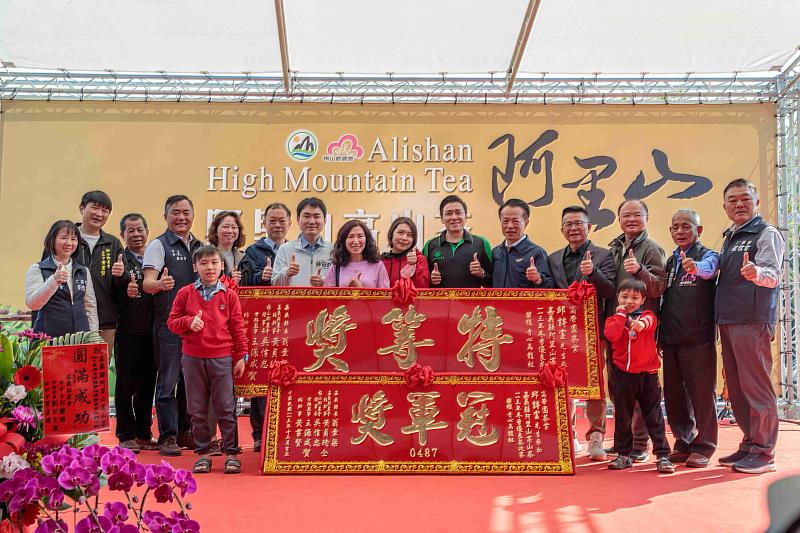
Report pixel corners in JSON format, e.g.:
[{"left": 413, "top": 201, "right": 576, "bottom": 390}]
[
  {"left": 606, "top": 199, "right": 668, "bottom": 463},
  {"left": 548, "top": 206, "right": 616, "bottom": 460}
]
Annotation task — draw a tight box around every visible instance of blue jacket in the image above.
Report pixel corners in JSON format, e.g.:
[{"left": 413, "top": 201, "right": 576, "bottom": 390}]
[
  {"left": 492, "top": 236, "right": 554, "bottom": 289},
  {"left": 242, "top": 238, "right": 280, "bottom": 286}
]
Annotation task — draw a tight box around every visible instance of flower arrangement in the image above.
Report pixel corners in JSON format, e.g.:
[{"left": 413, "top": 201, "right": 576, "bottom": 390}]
[
  {"left": 1, "top": 326, "right": 110, "bottom": 529},
  {"left": 0, "top": 328, "right": 50, "bottom": 479},
  {"left": 0, "top": 444, "right": 199, "bottom": 532}
]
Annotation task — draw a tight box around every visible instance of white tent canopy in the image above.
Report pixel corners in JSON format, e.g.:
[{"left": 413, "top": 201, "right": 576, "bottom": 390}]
[{"left": 1, "top": 0, "right": 798, "bottom": 76}]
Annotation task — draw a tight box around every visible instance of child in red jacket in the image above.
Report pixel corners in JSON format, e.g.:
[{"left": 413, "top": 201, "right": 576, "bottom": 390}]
[
  {"left": 168, "top": 245, "right": 247, "bottom": 474},
  {"left": 604, "top": 278, "right": 675, "bottom": 474}
]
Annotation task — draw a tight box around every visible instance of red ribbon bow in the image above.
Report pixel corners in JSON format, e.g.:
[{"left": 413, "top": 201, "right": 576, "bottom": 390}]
[
  {"left": 0, "top": 417, "right": 26, "bottom": 460},
  {"left": 540, "top": 362, "right": 567, "bottom": 388},
  {"left": 403, "top": 363, "right": 434, "bottom": 389},
  {"left": 268, "top": 361, "right": 298, "bottom": 387},
  {"left": 391, "top": 278, "right": 418, "bottom": 306},
  {"left": 567, "top": 280, "right": 596, "bottom": 305}
]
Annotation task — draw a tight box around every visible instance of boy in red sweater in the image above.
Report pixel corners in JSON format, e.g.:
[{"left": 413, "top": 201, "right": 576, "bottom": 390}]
[
  {"left": 604, "top": 278, "right": 675, "bottom": 473},
  {"left": 168, "top": 245, "right": 247, "bottom": 474}
]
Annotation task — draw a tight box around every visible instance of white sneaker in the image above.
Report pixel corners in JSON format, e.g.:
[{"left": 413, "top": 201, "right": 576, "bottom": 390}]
[
  {"left": 587, "top": 432, "right": 608, "bottom": 461},
  {"left": 573, "top": 438, "right": 583, "bottom": 453}
]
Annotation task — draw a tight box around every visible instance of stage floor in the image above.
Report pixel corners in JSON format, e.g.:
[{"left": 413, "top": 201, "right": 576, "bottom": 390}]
[{"left": 97, "top": 417, "right": 800, "bottom": 533}]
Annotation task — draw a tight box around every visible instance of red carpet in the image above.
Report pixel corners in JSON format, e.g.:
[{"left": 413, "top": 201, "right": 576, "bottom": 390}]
[{"left": 97, "top": 417, "right": 800, "bottom": 533}]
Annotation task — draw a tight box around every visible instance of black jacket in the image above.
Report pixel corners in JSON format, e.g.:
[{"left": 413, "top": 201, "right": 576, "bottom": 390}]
[
  {"left": 548, "top": 241, "right": 616, "bottom": 338},
  {"left": 75, "top": 226, "right": 124, "bottom": 330},
  {"left": 422, "top": 230, "right": 493, "bottom": 288},
  {"left": 242, "top": 238, "right": 279, "bottom": 286}
]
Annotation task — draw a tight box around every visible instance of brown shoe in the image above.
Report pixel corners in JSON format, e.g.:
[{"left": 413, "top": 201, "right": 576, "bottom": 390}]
[
  {"left": 176, "top": 432, "right": 196, "bottom": 450},
  {"left": 135, "top": 438, "right": 159, "bottom": 451},
  {"left": 119, "top": 439, "right": 141, "bottom": 454},
  {"left": 159, "top": 436, "right": 182, "bottom": 457},
  {"left": 685, "top": 453, "right": 710, "bottom": 468}
]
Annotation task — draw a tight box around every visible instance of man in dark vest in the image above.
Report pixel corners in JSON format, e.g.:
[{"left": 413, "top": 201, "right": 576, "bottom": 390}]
[
  {"left": 660, "top": 209, "right": 719, "bottom": 468},
  {"left": 143, "top": 195, "right": 202, "bottom": 456},
  {"left": 607, "top": 199, "right": 668, "bottom": 463},
  {"left": 548, "top": 206, "right": 616, "bottom": 461},
  {"left": 113, "top": 213, "right": 157, "bottom": 454},
  {"left": 715, "top": 179, "right": 784, "bottom": 474}
]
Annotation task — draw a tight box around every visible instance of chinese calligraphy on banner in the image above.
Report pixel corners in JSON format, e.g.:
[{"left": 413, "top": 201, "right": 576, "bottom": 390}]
[
  {"left": 262, "top": 375, "right": 573, "bottom": 475},
  {"left": 42, "top": 343, "right": 110, "bottom": 435},
  {"left": 235, "top": 287, "right": 602, "bottom": 399}
]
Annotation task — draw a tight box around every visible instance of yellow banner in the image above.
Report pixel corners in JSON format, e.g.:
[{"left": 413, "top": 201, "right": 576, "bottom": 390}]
[{"left": 0, "top": 101, "right": 775, "bottom": 310}]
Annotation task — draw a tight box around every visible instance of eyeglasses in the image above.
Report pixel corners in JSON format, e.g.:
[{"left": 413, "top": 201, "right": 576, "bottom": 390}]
[{"left": 561, "top": 222, "right": 588, "bottom": 229}]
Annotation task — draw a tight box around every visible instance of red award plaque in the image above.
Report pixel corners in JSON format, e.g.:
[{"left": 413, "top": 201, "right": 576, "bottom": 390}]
[
  {"left": 236, "top": 287, "right": 602, "bottom": 399},
  {"left": 261, "top": 374, "right": 573, "bottom": 475}
]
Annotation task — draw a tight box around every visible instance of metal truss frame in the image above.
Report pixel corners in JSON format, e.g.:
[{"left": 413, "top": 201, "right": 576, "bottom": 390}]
[
  {"left": 0, "top": 68, "right": 782, "bottom": 105},
  {"left": 777, "top": 51, "right": 800, "bottom": 415}
]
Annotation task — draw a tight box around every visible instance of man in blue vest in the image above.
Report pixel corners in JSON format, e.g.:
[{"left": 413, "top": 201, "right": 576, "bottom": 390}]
[
  {"left": 143, "top": 195, "right": 202, "bottom": 456},
  {"left": 660, "top": 209, "right": 719, "bottom": 468},
  {"left": 715, "top": 179, "right": 784, "bottom": 474}
]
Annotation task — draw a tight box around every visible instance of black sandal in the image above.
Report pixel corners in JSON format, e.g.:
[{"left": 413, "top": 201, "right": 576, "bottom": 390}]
[
  {"left": 224, "top": 457, "right": 241, "bottom": 474},
  {"left": 193, "top": 457, "right": 212, "bottom": 474}
]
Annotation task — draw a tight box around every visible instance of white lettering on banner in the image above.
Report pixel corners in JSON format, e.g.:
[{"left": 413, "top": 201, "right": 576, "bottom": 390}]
[
  {"left": 426, "top": 167, "right": 473, "bottom": 193},
  {"left": 367, "top": 137, "right": 473, "bottom": 163},
  {"left": 282, "top": 167, "right": 418, "bottom": 194},
  {"left": 208, "top": 166, "right": 275, "bottom": 198}
]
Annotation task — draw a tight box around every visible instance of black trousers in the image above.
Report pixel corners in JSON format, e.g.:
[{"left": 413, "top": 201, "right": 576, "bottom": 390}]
[
  {"left": 250, "top": 396, "right": 267, "bottom": 442},
  {"left": 114, "top": 333, "right": 157, "bottom": 442},
  {"left": 606, "top": 342, "right": 649, "bottom": 451},
  {"left": 662, "top": 342, "right": 718, "bottom": 458},
  {"left": 611, "top": 365, "right": 671, "bottom": 457}
]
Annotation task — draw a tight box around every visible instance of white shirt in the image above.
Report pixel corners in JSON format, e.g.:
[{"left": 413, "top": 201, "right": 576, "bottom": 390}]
[
  {"left": 24, "top": 259, "right": 99, "bottom": 331},
  {"left": 80, "top": 232, "right": 101, "bottom": 254}
]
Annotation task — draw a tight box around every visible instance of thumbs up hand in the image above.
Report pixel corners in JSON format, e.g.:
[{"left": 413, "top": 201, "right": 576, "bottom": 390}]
[
  {"left": 580, "top": 250, "right": 594, "bottom": 276},
  {"left": 231, "top": 270, "right": 242, "bottom": 283},
  {"left": 406, "top": 250, "right": 417, "bottom": 266},
  {"left": 623, "top": 249, "right": 640, "bottom": 274},
  {"left": 469, "top": 252, "right": 484, "bottom": 278},
  {"left": 261, "top": 257, "right": 273, "bottom": 281},
  {"left": 159, "top": 267, "right": 175, "bottom": 292},
  {"left": 680, "top": 250, "right": 697, "bottom": 275},
  {"left": 630, "top": 318, "right": 646, "bottom": 333},
  {"left": 126, "top": 270, "right": 140, "bottom": 298},
  {"left": 348, "top": 271, "right": 363, "bottom": 288},
  {"left": 430, "top": 262, "right": 442, "bottom": 286},
  {"left": 53, "top": 261, "right": 69, "bottom": 285},
  {"left": 190, "top": 310, "right": 204, "bottom": 332},
  {"left": 740, "top": 251, "right": 757, "bottom": 281},
  {"left": 287, "top": 254, "right": 300, "bottom": 277},
  {"left": 309, "top": 266, "right": 323, "bottom": 287},
  {"left": 525, "top": 256, "right": 541, "bottom": 283},
  {"left": 111, "top": 252, "right": 125, "bottom": 277}
]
